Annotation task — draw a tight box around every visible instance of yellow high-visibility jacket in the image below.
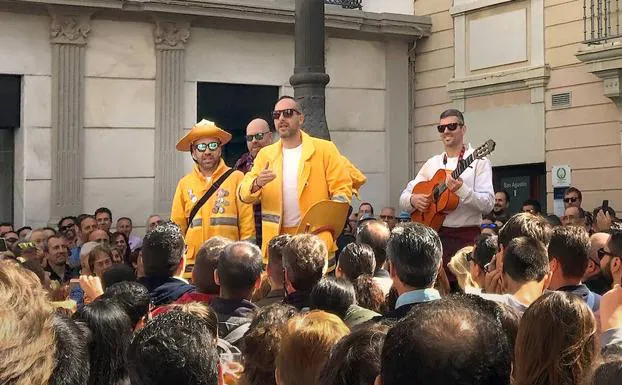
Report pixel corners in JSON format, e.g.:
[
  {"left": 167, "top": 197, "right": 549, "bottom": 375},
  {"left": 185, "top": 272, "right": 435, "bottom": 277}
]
[
  {"left": 343, "top": 156, "right": 366, "bottom": 199},
  {"left": 238, "top": 131, "right": 352, "bottom": 265},
  {"left": 171, "top": 160, "right": 255, "bottom": 277}
]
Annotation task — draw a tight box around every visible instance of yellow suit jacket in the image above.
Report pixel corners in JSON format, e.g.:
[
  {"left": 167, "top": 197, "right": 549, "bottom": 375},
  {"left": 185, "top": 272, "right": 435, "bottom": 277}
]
[
  {"left": 238, "top": 131, "right": 353, "bottom": 263},
  {"left": 343, "top": 156, "right": 366, "bottom": 199},
  {"left": 171, "top": 159, "right": 255, "bottom": 277}
]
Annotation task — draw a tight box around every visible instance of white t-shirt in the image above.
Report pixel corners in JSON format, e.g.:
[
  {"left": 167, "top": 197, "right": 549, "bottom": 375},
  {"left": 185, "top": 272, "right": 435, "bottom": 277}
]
[{"left": 282, "top": 144, "right": 303, "bottom": 227}]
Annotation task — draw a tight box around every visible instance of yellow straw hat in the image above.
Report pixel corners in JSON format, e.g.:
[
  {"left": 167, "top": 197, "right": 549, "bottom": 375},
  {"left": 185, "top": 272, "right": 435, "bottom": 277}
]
[{"left": 176, "top": 119, "right": 232, "bottom": 151}]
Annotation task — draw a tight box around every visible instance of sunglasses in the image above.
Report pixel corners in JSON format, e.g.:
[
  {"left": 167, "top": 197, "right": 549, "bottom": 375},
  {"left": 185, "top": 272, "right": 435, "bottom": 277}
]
[
  {"left": 598, "top": 247, "right": 619, "bottom": 260},
  {"left": 195, "top": 142, "right": 220, "bottom": 152},
  {"left": 272, "top": 109, "right": 300, "bottom": 120},
  {"left": 481, "top": 223, "right": 498, "bottom": 229},
  {"left": 379, "top": 215, "right": 395, "bottom": 220},
  {"left": 564, "top": 197, "right": 578, "bottom": 203},
  {"left": 59, "top": 224, "right": 75, "bottom": 232},
  {"left": 17, "top": 242, "right": 36, "bottom": 250},
  {"left": 245, "top": 132, "right": 270, "bottom": 142},
  {"left": 437, "top": 122, "right": 462, "bottom": 133}
]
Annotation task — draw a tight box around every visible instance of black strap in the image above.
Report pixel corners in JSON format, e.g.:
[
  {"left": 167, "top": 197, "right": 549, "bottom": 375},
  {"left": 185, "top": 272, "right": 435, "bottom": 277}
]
[{"left": 187, "top": 169, "right": 235, "bottom": 227}]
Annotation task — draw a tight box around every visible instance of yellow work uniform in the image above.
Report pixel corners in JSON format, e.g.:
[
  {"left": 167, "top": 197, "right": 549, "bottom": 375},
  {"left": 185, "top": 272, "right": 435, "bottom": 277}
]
[
  {"left": 343, "top": 156, "right": 366, "bottom": 199},
  {"left": 238, "top": 131, "right": 352, "bottom": 269},
  {"left": 172, "top": 159, "right": 255, "bottom": 278}
]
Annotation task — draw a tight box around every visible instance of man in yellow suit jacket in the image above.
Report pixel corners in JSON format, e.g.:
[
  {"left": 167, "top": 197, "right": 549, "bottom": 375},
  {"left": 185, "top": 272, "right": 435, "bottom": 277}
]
[
  {"left": 171, "top": 120, "right": 255, "bottom": 278},
  {"left": 238, "top": 96, "right": 352, "bottom": 271}
]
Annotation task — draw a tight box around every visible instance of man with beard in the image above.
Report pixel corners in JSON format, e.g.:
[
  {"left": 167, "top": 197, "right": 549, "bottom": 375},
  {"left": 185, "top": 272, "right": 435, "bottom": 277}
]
[
  {"left": 491, "top": 190, "right": 510, "bottom": 221},
  {"left": 172, "top": 119, "right": 255, "bottom": 279},
  {"left": 59, "top": 216, "right": 81, "bottom": 268},
  {"left": 585, "top": 232, "right": 611, "bottom": 295},
  {"left": 600, "top": 230, "right": 622, "bottom": 291}
]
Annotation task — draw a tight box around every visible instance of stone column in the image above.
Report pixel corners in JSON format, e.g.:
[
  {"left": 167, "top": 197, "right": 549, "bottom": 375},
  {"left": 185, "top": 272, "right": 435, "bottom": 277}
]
[
  {"left": 49, "top": 8, "right": 91, "bottom": 221},
  {"left": 153, "top": 18, "right": 190, "bottom": 216}
]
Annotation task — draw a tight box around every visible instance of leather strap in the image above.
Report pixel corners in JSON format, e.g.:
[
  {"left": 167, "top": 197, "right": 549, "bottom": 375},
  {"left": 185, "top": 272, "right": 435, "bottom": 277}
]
[{"left": 187, "top": 169, "right": 235, "bottom": 228}]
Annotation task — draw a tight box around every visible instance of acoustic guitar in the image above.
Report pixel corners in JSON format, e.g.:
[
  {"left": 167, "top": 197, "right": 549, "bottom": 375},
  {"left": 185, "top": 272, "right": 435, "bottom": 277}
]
[{"left": 410, "top": 140, "right": 496, "bottom": 230}]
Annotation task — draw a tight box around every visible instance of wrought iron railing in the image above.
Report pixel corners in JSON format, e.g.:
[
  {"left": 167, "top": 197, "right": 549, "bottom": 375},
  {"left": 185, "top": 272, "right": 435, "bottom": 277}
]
[
  {"left": 584, "top": 0, "right": 622, "bottom": 44},
  {"left": 324, "top": 0, "right": 362, "bottom": 10}
]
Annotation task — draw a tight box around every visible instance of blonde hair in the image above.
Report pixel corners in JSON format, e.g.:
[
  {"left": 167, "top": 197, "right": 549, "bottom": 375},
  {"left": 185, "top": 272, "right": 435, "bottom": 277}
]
[
  {"left": 447, "top": 246, "right": 478, "bottom": 291},
  {"left": 0, "top": 261, "right": 56, "bottom": 385},
  {"left": 276, "top": 311, "right": 349, "bottom": 385}
]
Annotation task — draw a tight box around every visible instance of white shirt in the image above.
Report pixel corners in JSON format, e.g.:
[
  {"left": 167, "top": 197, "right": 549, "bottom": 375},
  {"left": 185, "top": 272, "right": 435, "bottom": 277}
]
[
  {"left": 399, "top": 144, "right": 494, "bottom": 228},
  {"left": 282, "top": 144, "right": 303, "bottom": 227}
]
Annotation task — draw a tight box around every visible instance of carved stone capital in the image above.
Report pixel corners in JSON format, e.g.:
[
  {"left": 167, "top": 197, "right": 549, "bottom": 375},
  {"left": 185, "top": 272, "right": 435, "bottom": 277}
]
[
  {"left": 154, "top": 19, "right": 191, "bottom": 50},
  {"left": 49, "top": 8, "right": 92, "bottom": 45}
]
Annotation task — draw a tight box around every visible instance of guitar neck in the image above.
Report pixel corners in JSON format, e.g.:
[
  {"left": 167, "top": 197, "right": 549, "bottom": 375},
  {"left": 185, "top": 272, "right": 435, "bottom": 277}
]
[{"left": 451, "top": 154, "right": 475, "bottom": 180}]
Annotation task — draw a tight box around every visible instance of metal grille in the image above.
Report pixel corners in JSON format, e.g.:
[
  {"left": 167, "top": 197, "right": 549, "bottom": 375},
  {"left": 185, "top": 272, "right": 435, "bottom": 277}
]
[
  {"left": 324, "top": 0, "right": 363, "bottom": 9},
  {"left": 551, "top": 92, "right": 572, "bottom": 109},
  {"left": 583, "top": 0, "right": 622, "bottom": 44}
]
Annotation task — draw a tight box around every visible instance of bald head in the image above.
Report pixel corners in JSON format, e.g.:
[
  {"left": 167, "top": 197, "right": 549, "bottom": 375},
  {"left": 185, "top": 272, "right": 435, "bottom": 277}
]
[
  {"left": 246, "top": 118, "right": 272, "bottom": 157},
  {"left": 589, "top": 232, "right": 610, "bottom": 262},
  {"left": 356, "top": 220, "right": 391, "bottom": 270}
]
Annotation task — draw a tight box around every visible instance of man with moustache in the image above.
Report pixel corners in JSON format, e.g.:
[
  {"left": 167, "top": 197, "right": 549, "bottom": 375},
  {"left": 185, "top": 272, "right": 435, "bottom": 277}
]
[
  {"left": 599, "top": 230, "right": 622, "bottom": 291},
  {"left": 491, "top": 191, "right": 510, "bottom": 221},
  {"left": 172, "top": 119, "right": 255, "bottom": 279},
  {"left": 235, "top": 118, "right": 273, "bottom": 248},
  {"left": 585, "top": 232, "right": 612, "bottom": 295}
]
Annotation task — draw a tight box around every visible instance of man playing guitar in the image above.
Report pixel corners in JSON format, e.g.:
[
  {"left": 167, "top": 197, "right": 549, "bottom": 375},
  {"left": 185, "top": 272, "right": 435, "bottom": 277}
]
[{"left": 399, "top": 109, "right": 494, "bottom": 290}]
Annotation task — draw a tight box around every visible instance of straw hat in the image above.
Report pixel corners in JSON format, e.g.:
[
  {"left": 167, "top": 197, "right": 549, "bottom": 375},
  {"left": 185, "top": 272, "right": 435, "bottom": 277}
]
[
  {"left": 175, "top": 119, "right": 232, "bottom": 151},
  {"left": 296, "top": 200, "right": 350, "bottom": 240}
]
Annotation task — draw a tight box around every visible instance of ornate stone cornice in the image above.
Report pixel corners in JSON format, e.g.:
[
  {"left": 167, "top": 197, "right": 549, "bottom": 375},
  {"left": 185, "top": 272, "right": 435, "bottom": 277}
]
[
  {"left": 154, "top": 18, "right": 191, "bottom": 50},
  {"left": 49, "top": 7, "right": 92, "bottom": 45}
]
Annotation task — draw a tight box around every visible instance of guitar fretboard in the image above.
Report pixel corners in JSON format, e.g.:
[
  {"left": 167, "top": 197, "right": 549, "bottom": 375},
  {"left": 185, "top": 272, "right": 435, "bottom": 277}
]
[{"left": 451, "top": 154, "right": 475, "bottom": 180}]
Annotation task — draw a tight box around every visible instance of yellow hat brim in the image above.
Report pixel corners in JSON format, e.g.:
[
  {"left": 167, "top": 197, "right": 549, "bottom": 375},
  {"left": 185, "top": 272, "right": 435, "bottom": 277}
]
[
  {"left": 176, "top": 119, "right": 232, "bottom": 151},
  {"left": 296, "top": 200, "right": 350, "bottom": 239}
]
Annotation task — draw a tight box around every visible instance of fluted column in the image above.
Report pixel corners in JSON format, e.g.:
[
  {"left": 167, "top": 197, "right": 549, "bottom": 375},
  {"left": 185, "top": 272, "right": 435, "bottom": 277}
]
[
  {"left": 153, "top": 18, "right": 190, "bottom": 215},
  {"left": 49, "top": 8, "right": 91, "bottom": 220}
]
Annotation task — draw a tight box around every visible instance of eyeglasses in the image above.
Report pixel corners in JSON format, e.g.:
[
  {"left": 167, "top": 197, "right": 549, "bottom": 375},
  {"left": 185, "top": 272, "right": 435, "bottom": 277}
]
[
  {"left": 59, "top": 224, "right": 75, "bottom": 232},
  {"left": 194, "top": 142, "right": 220, "bottom": 152},
  {"left": 4, "top": 237, "right": 18, "bottom": 243},
  {"left": 598, "top": 247, "right": 619, "bottom": 260},
  {"left": 564, "top": 197, "right": 578, "bottom": 203},
  {"left": 379, "top": 215, "right": 395, "bottom": 220},
  {"left": 437, "top": 122, "right": 462, "bottom": 133},
  {"left": 245, "top": 132, "right": 270, "bottom": 142},
  {"left": 272, "top": 109, "right": 300, "bottom": 120},
  {"left": 481, "top": 223, "right": 498, "bottom": 229}
]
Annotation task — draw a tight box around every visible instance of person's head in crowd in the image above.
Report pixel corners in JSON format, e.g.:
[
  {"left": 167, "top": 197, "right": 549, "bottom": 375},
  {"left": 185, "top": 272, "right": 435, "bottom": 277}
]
[
  {"left": 282, "top": 234, "right": 327, "bottom": 294},
  {"left": 592, "top": 205, "right": 618, "bottom": 231},
  {"left": 30, "top": 228, "right": 47, "bottom": 250},
  {"left": 165, "top": 302, "right": 219, "bottom": 337},
  {"left": 145, "top": 214, "right": 162, "bottom": 233},
  {"left": 94, "top": 207, "right": 113, "bottom": 233},
  {"left": 101, "top": 281, "right": 150, "bottom": 331},
  {"left": 448, "top": 246, "right": 477, "bottom": 292},
  {"left": 276, "top": 311, "right": 349, "bottom": 385},
  {"left": 80, "top": 241, "right": 99, "bottom": 275},
  {"left": 514, "top": 292, "right": 597, "bottom": 385},
  {"left": 387, "top": 222, "right": 442, "bottom": 296},
  {"left": 115, "top": 217, "right": 133, "bottom": 238},
  {"left": 356, "top": 220, "right": 390, "bottom": 274},
  {"left": 590, "top": 356, "right": 622, "bottom": 385},
  {"left": 493, "top": 190, "right": 510, "bottom": 218},
  {"left": 72, "top": 298, "right": 131, "bottom": 385},
  {"left": 0, "top": 261, "right": 55, "bottom": 385},
  {"left": 0, "top": 222, "right": 13, "bottom": 234},
  {"left": 497, "top": 212, "right": 552, "bottom": 267},
  {"left": 46, "top": 233, "right": 69, "bottom": 268},
  {"left": 111, "top": 244, "right": 124, "bottom": 264},
  {"left": 267, "top": 234, "right": 291, "bottom": 292},
  {"left": 102, "top": 264, "right": 136, "bottom": 289},
  {"left": 130, "top": 248, "right": 142, "bottom": 276},
  {"left": 50, "top": 313, "right": 91, "bottom": 385},
  {"left": 336, "top": 242, "right": 376, "bottom": 282},
  {"left": 562, "top": 206, "right": 587, "bottom": 228},
  {"left": 2, "top": 230, "right": 19, "bottom": 251},
  {"left": 379, "top": 207, "right": 397, "bottom": 230},
  {"left": 215, "top": 241, "right": 263, "bottom": 300},
  {"left": 309, "top": 277, "right": 356, "bottom": 319},
  {"left": 141, "top": 221, "right": 185, "bottom": 279},
  {"left": 600, "top": 229, "right": 622, "bottom": 289},
  {"left": 545, "top": 214, "right": 562, "bottom": 227},
  {"left": 470, "top": 233, "right": 498, "bottom": 289},
  {"left": 20, "top": 258, "right": 51, "bottom": 289},
  {"left": 16, "top": 225, "right": 32, "bottom": 240},
  {"left": 353, "top": 274, "right": 386, "bottom": 314},
  {"left": 112, "top": 232, "right": 130, "bottom": 263},
  {"left": 564, "top": 186, "right": 583, "bottom": 209},
  {"left": 13, "top": 240, "right": 40, "bottom": 262},
  {"left": 88, "top": 245, "right": 114, "bottom": 279},
  {"left": 521, "top": 199, "right": 542, "bottom": 215},
  {"left": 240, "top": 304, "right": 298, "bottom": 385},
  {"left": 501, "top": 237, "right": 551, "bottom": 301},
  {"left": 79, "top": 215, "right": 98, "bottom": 243},
  {"left": 585, "top": 232, "right": 610, "bottom": 282},
  {"left": 348, "top": 212, "right": 358, "bottom": 234},
  {"left": 58, "top": 216, "right": 78, "bottom": 242},
  {"left": 319, "top": 323, "right": 389, "bottom": 385},
  {"left": 246, "top": 118, "right": 273, "bottom": 158},
  {"left": 358, "top": 202, "right": 374, "bottom": 216},
  {"left": 88, "top": 229, "right": 110, "bottom": 245},
  {"left": 480, "top": 213, "right": 503, "bottom": 235},
  {"left": 193, "top": 236, "right": 232, "bottom": 295},
  {"left": 128, "top": 309, "right": 220, "bottom": 385},
  {"left": 547, "top": 226, "right": 590, "bottom": 290},
  {"left": 43, "top": 227, "right": 56, "bottom": 240},
  {"left": 378, "top": 296, "right": 511, "bottom": 385}
]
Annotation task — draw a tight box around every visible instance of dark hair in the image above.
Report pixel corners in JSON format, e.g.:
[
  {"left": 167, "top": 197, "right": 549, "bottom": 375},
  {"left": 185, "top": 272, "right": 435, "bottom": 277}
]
[
  {"left": 50, "top": 313, "right": 91, "bottom": 385},
  {"left": 338, "top": 242, "right": 376, "bottom": 281},
  {"left": 319, "top": 324, "right": 389, "bottom": 385},
  {"left": 545, "top": 214, "right": 562, "bottom": 227},
  {"left": 79, "top": 215, "right": 97, "bottom": 229},
  {"left": 20, "top": 258, "right": 46, "bottom": 285},
  {"left": 356, "top": 220, "right": 390, "bottom": 271},
  {"left": 502, "top": 237, "right": 550, "bottom": 284},
  {"left": 386, "top": 223, "right": 442, "bottom": 289},
  {"left": 94, "top": 207, "right": 112, "bottom": 220},
  {"left": 217, "top": 242, "right": 263, "bottom": 297},
  {"left": 607, "top": 230, "right": 622, "bottom": 261},
  {"left": 58, "top": 216, "right": 77, "bottom": 229},
  {"left": 358, "top": 202, "right": 374, "bottom": 215},
  {"left": 309, "top": 277, "right": 356, "bottom": 319},
  {"left": 496, "top": 190, "right": 510, "bottom": 203},
  {"left": 240, "top": 304, "right": 298, "bottom": 385},
  {"left": 472, "top": 234, "right": 498, "bottom": 269},
  {"left": 353, "top": 274, "right": 386, "bottom": 314},
  {"left": 194, "top": 237, "right": 231, "bottom": 295},
  {"left": 548, "top": 226, "right": 590, "bottom": 279},
  {"left": 564, "top": 186, "right": 583, "bottom": 201},
  {"left": 73, "top": 298, "right": 132, "bottom": 385},
  {"left": 102, "top": 264, "right": 136, "bottom": 289},
  {"left": 141, "top": 221, "right": 184, "bottom": 278},
  {"left": 381, "top": 296, "right": 510, "bottom": 385},
  {"left": 88, "top": 245, "right": 113, "bottom": 275},
  {"left": 267, "top": 234, "right": 291, "bottom": 285},
  {"left": 439, "top": 109, "right": 465, "bottom": 124},
  {"left": 498, "top": 212, "right": 552, "bottom": 248},
  {"left": 112, "top": 232, "right": 132, "bottom": 265},
  {"left": 101, "top": 281, "right": 150, "bottom": 329},
  {"left": 521, "top": 199, "right": 542, "bottom": 214},
  {"left": 591, "top": 356, "right": 622, "bottom": 385},
  {"left": 116, "top": 217, "right": 132, "bottom": 225},
  {"left": 128, "top": 310, "right": 219, "bottom": 385},
  {"left": 15, "top": 225, "right": 31, "bottom": 234}
]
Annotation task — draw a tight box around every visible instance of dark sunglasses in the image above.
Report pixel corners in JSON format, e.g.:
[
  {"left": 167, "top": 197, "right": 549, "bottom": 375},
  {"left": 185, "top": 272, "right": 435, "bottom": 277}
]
[
  {"left": 564, "top": 197, "right": 578, "bottom": 203},
  {"left": 437, "top": 122, "right": 462, "bottom": 133},
  {"left": 379, "top": 215, "right": 394, "bottom": 220},
  {"left": 272, "top": 109, "right": 300, "bottom": 120},
  {"left": 598, "top": 247, "right": 619, "bottom": 260},
  {"left": 195, "top": 142, "right": 219, "bottom": 152},
  {"left": 481, "top": 223, "right": 498, "bottom": 229},
  {"left": 245, "top": 132, "right": 270, "bottom": 142},
  {"left": 58, "top": 224, "right": 75, "bottom": 232}
]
